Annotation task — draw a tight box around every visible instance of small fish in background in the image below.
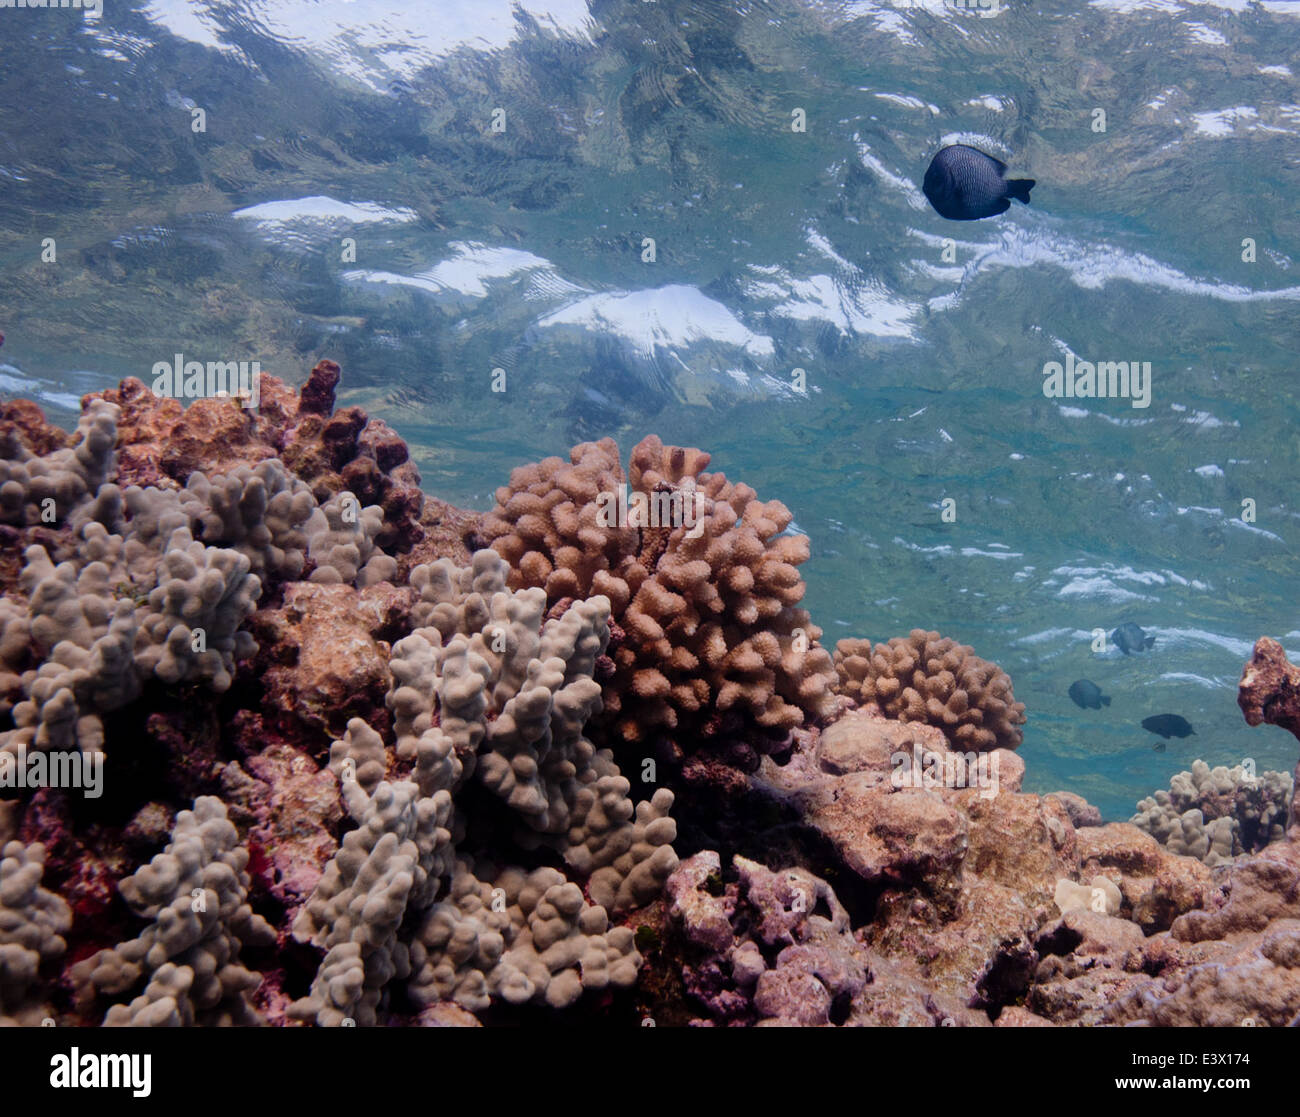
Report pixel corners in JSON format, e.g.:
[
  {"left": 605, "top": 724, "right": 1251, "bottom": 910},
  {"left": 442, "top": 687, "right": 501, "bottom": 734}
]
[
  {"left": 1111, "top": 623, "right": 1156, "bottom": 655},
  {"left": 1142, "top": 714, "right": 1195, "bottom": 739},
  {"left": 922, "top": 144, "right": 1035, "bottom": 221},
  {"left": 1152, "top": 741, "right": 1167, "bottom": 753},
  {"left": 1068, "top": 679, "right": 1111, "bottom": 709}
]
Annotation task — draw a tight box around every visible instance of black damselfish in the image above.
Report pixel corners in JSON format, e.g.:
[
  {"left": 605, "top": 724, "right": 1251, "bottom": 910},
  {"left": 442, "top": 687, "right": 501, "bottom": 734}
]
[
  {"left": 1141, "top": 714, "right": 1196, "bottom": 739},
  {"left": 923, "top": 144, "right": 1035, "bottom": 221},
  {"left": 1112, "top": 622, "right": 1156, "bottom": 655},
  {"left": 1068, "top": 679, "right": 1111, "bottom": 710}
]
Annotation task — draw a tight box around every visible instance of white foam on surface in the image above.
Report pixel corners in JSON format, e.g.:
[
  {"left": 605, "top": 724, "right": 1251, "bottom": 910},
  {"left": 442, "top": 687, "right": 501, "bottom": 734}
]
[
  {"left": 145, "top": 0, "right": 596, "bottom": 90},
  {"left": 536, "top": 285, "right": 776, "bottom": 360}
]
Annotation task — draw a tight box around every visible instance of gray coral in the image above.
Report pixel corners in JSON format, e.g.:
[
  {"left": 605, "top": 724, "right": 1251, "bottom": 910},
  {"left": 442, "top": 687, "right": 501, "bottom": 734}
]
[
  {"left": 0, "top": 405, "right": 324, "bottom": 768},
  {"left": 290, "top": 550, "right": 677, "bottom": 1023},
  {"left": 1132, "top": 760, "right": 1292, "bottom": 866},
  {"left": 288, "top": 777, "right": 452, "bottom": 1026},
  {"left": 71, "top": 797, "right": 275, "bottom": 1026},
  {"left": 0, "top": 400, "right": 117, "bottom": 526},
  {"left": 407, "top": 858, "right": 640, "bottom": 1012},
  {"left": 179, "top": 461, "right": 317, "bottom": 583},
  {"left": 2, "top": 526, "right": 261, "bottom": 763},
  {"left": 305, "top": 491, "right": 396, "bottom": 587},
  {"left": 0, "top": 841, "right": 72, "bottom": 1025},
  {"left": 132, "top": 530, "right": 260, "bottom": 691}
]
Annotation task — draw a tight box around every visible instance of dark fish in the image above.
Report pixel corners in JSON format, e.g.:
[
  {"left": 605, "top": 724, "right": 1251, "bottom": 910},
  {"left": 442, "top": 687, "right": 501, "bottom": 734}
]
[
  {"left": 922, "top": 144, "right": 1035, "bottom": 221},
  {"left": 1152, "top": 741, "right": 1166, "bottom": 753},
  {"left": 1142, "top": 714, "right": 1195, "bottom": 739},
  {"left": 1111, "top": 623, "right": 1156, "bottom": 655},
  {"left": 1068, "top": 679, "right": 1111, "bottom": 710}
]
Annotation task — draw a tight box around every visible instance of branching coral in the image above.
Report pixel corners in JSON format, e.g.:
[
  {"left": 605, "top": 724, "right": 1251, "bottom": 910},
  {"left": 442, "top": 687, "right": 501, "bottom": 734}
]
[
  {"left": 288, "top": 776, "right": 451, "bottom": 1026},
  {"left": 31, "top": 362, "right": 1300, "bottom": 1031},
  {"left": 0, "top": 369, "right": 686, "bottom": 1030},
  {"left": 482, "top": 434, "right": 838, "bottom": 754},
  {"left": 2, "top": 523, "right": 261, "bottom": 762},
  {"left": 0, "top": 399, "right": 419, "bottom": 773},
  {"left": 177, "top": 460, "right": 317, "bottom": 583},
  {"left": 832, "top": 630, "right": 1026, "bottom": 752},
  {"left": 0, "top": 400, "right": 117, "bottom": 527},
  {"left": 407, "top": 858, "right": 640, "bottom": 1013},
  {"left": 70, "top": 797, "right": 275, "bottom": 1026},
  {"left": 1132, "top": 760, "right": 1292, "bottom": 865},
  {"left": 92, "top": 361, "right": 432, "bottom": 557},
  {"left": 304, "top": 491, "right": 396, "bottom": 588},
  {"left": 289, "top": 549, "right": 677, "bottom": 1023},
  {"left": 0, "top": 840, "right": 72, "bottom": 1025}
]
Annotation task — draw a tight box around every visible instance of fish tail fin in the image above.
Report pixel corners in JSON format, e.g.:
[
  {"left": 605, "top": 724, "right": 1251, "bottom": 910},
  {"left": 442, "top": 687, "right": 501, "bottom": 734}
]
[
  {"left": 1144, "top": 636, "right": 1156, "bottom": 649},
  {"left": 1005, "top": 178, "right": 1035, "bottom": 205},
  {"left": 1101, "top": 695, "right": 1111, "bottom": 706}
]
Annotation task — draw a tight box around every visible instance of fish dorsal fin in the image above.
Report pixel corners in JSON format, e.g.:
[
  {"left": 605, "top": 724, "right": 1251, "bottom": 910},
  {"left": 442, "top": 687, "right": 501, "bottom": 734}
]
[{"left": 987, "top": 153, "right": 1007, "bottom": 173}]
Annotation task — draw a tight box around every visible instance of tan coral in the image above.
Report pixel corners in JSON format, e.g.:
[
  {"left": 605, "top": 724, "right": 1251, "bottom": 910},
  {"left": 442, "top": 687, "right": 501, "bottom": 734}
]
[
  {"left": 833, "top": 630, "right": 1026, "bottom": 752},
  {"left": 483, "top": 434, "right": 838, "bottom": 751},
  {"left": 0, "top": 840, "right": 72, "bottom": 1025}
]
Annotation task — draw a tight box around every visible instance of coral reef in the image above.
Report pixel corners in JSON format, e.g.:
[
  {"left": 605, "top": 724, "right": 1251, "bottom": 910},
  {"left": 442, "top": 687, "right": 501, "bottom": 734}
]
[
  {"left": 0, "top": 369, "right": 671, "bottom": 1027},
  {"left": 2, "top": 510, "right": 261, "bottom": 762},
  {"left": 7, "top": 362, "right": 1300, "bottom": 1031},
  {"left": 482, "top": 435, "right": 838, "bottom": 761},
  {"left": 406, "top": 860, "right": 641, "bottom": 1014},
  {"left": 91, "top": 362, "right": 437, "bottom": 559},
  {"left": 691, "top": 705, "right": 1226, "bottom": 1021},
  {"left": 664, "top": 849, "right": 983, "bottom": 1026},
  {"left": 0, "top": 399, "right": 117, "bottom": 527},
  {"left": 1131, "top": 759, "right": 1291, "bottom": 865},
  {"left": 832, "top": 630, "right": 1026, "bottom": 752}
]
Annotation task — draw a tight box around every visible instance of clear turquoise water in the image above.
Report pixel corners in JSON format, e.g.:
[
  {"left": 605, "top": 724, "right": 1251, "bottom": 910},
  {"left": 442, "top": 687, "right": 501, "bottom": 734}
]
[{"left": 2, "top": 0, "right": 1298, "bottom": 819}]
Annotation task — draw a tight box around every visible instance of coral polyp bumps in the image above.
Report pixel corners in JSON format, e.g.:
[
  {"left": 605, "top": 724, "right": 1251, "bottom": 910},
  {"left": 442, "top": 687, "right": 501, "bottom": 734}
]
[
  {"left": 483, "top": 434, "right": 840, "bottom": 754},
  {"left": 9, "top": 359, "right": 1300, "bottom": 1029},
  {"left": 0, "top": 364, "right": 685, "bottom": 1025}
]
